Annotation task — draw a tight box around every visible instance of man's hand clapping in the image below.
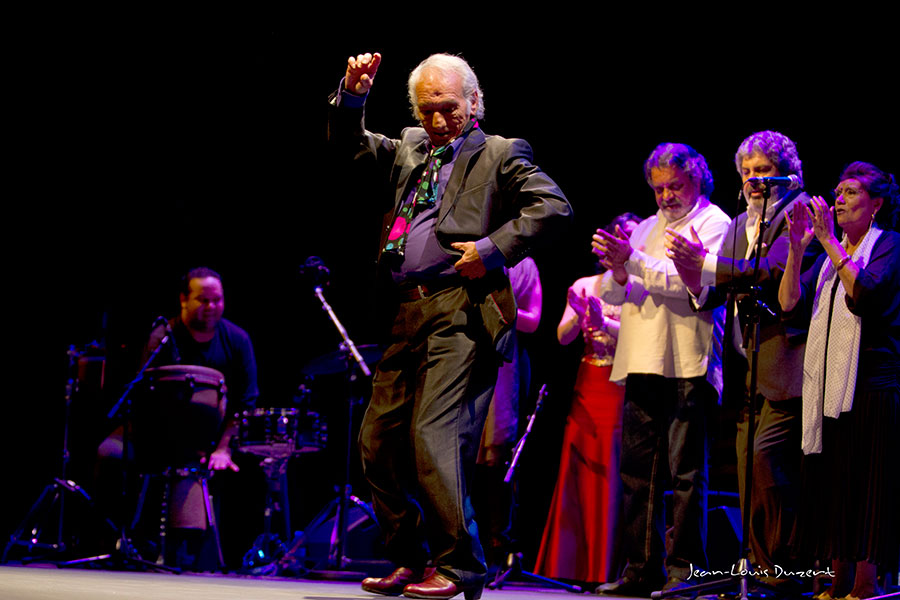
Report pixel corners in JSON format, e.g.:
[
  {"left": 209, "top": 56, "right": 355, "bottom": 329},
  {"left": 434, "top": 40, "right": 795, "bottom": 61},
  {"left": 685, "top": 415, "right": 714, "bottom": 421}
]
[
  {"left": 592, "top": 225, "right": 633, "bottom": 285},
  {"left": 664, "top": 226, "right": 706, "bottom": 295}
]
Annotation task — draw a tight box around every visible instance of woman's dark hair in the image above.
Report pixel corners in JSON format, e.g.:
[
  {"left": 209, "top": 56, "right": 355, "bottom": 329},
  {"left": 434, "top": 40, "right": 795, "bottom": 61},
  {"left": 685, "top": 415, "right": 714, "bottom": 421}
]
[
  {"left": 840, "top": 161, "right": 899, "bottom": 231},
  {"left": 604, "top": 212, "right": 642, "bottom": 234}
]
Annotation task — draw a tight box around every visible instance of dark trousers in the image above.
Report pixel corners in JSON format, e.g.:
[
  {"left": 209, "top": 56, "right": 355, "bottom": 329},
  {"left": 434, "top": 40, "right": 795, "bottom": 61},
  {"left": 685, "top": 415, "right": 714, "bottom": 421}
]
[
  {"left": 359, "top": 286, "right": 498, "bottom": 587},
  {"left": 619, "top": 374, "right": 713, "bottom": 583},
  {"left": 735, "top": 396, "right": 801, "bottom": 573}
]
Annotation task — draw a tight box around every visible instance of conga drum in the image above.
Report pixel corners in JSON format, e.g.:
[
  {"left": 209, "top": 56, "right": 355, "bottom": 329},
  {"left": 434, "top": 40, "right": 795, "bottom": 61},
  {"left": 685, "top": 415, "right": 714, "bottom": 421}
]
[
  {"left": 132, "top": 364, "right": 228, "bottom": 556},
  {"left": 133, "top": 364, "right": 227, "bottom": 474}
]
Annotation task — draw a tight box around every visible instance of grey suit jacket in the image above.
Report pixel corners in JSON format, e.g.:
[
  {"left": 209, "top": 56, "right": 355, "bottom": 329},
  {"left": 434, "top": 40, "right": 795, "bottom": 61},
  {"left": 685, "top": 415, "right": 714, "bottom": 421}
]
[
  {"left": 328, "top": 93, "right": 572, "bottom": 356},
  {"left": 698, "top": 191, "right": 821, "bottom": 401}
]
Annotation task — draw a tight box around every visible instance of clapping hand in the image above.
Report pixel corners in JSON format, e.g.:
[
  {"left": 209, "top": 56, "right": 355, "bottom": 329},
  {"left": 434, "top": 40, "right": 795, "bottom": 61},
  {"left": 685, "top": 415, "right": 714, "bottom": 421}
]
[
  {"left": 567, "top": 286, "right": 588, "bottom": 321},
  {"left": 592, "top": 225, "right": 633, "bottom": 270},
  {"left": 808, "top": 195, "right": 836, "bottom": 246},
  {"left": 664, "top": 226, "right": 706, "bottom": 293},
  {"left": 664, "top": 226, "right": 706, "bottom": 266},
  {"left": 784, "top": 199, "right": 816, "bottom": 252},
  {"left": 587, "top": 295, "right": 607, "bottom": 330}
]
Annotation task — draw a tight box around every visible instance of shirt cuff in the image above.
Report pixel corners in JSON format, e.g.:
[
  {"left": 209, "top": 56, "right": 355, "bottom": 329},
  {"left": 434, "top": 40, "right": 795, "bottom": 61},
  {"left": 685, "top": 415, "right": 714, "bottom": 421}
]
[
  {"left": 700, "top": 252, "right": 718, "bottom": 288},
  {"left": 476, "top": 237, "right": 505, "bottom": 272},
  {"left": 621, "top": 278, "right": 637, "bottom": 301},
  {"left": 337, "top": 78, "right": 367, "bottom": 108},
  {"left": 689, "top": 285, "right": 710, "bottom": 308},
  {"left": 624, "top": 249, "right": 645, "bottom": 277}
]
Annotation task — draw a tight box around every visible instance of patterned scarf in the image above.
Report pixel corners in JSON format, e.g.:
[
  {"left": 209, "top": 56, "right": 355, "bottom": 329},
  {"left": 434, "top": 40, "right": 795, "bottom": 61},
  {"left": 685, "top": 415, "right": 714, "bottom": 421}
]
[
  {"left": 801, "top": 225, "right": 883, "bottom": 454},
  {"left": 382, "top": 119, "right": 478, "bottom": 256}
]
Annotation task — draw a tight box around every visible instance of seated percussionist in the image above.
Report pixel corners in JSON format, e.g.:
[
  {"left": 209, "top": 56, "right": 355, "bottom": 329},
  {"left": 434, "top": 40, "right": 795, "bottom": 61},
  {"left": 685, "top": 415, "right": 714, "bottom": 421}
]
[
  {"left": 143, "top": 266, "right": 259, "bottom": 474},
  {"left": 144, "top": 266, "right": 258, "bottom": 569},
  {"left": 97, "top": 266, "right": 258, "bottom": 570}
]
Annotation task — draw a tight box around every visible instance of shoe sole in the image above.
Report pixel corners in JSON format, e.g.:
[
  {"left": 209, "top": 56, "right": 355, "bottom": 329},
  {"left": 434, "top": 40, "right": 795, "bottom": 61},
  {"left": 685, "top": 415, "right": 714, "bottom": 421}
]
[
  {"left": 402, "top": 590, "right": 481, "bottom": 600},
  {"left": 362, "top": 585, "right": 405, "bottom": 596}
]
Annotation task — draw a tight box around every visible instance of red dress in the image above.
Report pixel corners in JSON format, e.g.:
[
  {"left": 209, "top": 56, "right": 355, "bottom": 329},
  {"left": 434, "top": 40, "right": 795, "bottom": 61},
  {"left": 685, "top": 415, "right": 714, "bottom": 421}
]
[{"left": 534, "top": 302, "right": 624, "bottom": 584}]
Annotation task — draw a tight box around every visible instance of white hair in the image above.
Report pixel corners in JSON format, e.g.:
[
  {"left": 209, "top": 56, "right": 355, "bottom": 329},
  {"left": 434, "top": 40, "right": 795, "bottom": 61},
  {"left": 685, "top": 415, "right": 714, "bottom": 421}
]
[{"left": 407, "top": 53, "right": 485, "bottom": 120}]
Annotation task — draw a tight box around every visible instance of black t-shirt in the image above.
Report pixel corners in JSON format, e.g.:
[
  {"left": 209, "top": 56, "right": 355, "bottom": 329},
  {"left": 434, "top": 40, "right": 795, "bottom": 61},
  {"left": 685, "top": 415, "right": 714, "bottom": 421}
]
[{"left": 144, "top": 317, "right": 259, "bottom": 416}]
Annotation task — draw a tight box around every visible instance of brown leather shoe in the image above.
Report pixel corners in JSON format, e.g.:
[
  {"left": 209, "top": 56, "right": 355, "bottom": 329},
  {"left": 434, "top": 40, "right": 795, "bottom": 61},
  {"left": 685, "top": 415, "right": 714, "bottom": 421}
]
[
  {"left": 402, "top": 572, "right": 482, "bottom": 600},
  {"left": 362, "top": 567, "right": 434, "bottom": 596}
]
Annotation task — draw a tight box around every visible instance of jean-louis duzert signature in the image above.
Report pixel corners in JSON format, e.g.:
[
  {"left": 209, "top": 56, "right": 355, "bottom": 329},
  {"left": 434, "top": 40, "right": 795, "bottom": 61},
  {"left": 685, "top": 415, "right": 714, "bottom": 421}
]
[{"left": 687, "top": 564, "right": 836, "bottom": 580}]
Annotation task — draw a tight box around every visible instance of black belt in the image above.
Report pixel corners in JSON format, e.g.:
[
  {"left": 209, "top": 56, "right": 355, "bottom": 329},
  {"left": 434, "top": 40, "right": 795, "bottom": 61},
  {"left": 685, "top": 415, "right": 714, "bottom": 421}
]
[{"left": 396, "top": 277, "right": 462, "bottom": 302}]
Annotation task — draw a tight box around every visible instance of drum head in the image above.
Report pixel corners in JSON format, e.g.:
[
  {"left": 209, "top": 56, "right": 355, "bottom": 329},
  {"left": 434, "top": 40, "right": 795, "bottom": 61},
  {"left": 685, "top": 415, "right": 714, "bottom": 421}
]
[{"left": 145, "top": 365, "right": 227, "bottom": 391}]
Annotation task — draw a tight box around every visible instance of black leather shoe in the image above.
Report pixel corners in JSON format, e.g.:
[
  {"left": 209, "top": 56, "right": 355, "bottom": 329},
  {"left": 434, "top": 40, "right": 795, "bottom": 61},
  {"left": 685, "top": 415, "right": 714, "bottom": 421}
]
[
  {"left": 362, "top": 567, "right": 434, "bottom": 596},
  {"left": 594, "top": 576, "right": 656, "bottom": 597},
  {"left": 402, "top": 572, "right": 482, "bottom": 600}
]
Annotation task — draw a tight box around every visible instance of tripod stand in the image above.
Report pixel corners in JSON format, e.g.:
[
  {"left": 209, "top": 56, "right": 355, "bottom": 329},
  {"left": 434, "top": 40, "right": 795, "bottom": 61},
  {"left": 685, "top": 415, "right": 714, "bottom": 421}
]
[
  {"left": 60, "top": 324, "right": 181, "bottom": 572},
  {"left": 3, "top": 346, "right": 119, "bottom": 564},
  {"left": 239, "top": 451, "right": 293, "bottom": 573},
  {"left": 487, "top": 385, "right": 582, "bottom": 593}
]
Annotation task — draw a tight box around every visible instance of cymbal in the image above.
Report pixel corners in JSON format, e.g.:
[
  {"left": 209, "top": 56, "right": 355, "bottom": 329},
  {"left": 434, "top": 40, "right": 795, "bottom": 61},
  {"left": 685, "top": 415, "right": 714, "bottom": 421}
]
[{"left": 301, "top": 344, "right": 383, "bottom": 376}]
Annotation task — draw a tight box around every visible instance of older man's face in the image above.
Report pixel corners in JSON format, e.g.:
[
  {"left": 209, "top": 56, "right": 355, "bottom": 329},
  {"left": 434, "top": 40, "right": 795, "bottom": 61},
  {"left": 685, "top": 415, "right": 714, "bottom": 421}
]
[
  {"left": 415, "top": 68, "right": 477, "bottom": 147},
  {"left": 650, "top": 165, "right": 701, "bottom": 222}
]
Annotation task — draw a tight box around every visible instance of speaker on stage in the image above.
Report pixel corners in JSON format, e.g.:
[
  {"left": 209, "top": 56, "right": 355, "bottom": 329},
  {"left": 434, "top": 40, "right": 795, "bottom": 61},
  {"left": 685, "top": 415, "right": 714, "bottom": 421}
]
[{"left": 277, "top": 496, "right": 391, "bottom": 578}]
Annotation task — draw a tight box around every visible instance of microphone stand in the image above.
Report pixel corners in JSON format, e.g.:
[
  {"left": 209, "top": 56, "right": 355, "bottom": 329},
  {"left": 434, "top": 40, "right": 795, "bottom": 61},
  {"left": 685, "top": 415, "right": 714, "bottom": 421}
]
[
  {"left": 61, "top": 322, "right": 180, "bottom": 572},
  {"left": 302, "top": 258, "right": 372, "bottom": 576},
  {"left": 653, "top": 184, "right": 791, "bottom": 600},
  {"left": 487, "top": 385, "right": 582, "bottom": 593},
  {"left": 313, "top": 286, "right": 371, "bottom": 379}
]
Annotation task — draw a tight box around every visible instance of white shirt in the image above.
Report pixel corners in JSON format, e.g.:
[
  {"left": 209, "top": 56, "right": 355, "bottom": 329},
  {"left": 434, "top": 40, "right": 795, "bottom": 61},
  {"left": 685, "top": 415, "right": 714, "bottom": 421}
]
[{"left": 599, "top": 196, "right": 731, "bottom": 395}]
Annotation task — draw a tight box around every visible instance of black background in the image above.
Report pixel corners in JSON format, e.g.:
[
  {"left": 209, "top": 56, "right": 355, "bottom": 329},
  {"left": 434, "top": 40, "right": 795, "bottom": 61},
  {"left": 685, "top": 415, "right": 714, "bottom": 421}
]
[{"left": 5, "top": 20, "right": 896, "bottom": 571}]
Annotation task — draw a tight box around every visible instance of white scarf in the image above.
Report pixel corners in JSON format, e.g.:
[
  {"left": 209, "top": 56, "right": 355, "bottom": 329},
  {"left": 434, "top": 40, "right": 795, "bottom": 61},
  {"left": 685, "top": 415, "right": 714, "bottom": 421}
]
[{"left": 801, "top": 225, "right": 883, "bottom": 454}]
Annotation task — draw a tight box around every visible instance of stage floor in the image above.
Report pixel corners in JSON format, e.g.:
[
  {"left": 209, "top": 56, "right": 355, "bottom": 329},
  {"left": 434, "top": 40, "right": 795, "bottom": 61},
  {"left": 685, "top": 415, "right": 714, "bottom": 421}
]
[{"left": 0, "top": 565, "right": 583, "bottom": 600}]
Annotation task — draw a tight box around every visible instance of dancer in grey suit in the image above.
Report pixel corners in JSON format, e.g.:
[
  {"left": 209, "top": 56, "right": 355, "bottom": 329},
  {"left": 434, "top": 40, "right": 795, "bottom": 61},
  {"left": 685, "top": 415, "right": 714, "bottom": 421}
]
[{"left": 328, "top": 52, "right": 572, "bottom": 600}]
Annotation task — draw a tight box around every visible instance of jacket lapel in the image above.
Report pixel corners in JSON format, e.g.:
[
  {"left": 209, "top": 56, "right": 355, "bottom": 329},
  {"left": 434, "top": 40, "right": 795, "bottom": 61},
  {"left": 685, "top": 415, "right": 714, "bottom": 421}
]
[
  {"left": 744, "top": 190, "right": 801, "bottom": 259},
  {"left": 394, "top": 136, "right": 430, "bottom": 208},
  {"left": 733, "top": 212, "right": 750, "bottom": 259},
  {"left": 438, "top": 128, "right": 486, "bottom": 225},
  {"left": 761, "top": 189, "right": 799, "bottom": 248}
]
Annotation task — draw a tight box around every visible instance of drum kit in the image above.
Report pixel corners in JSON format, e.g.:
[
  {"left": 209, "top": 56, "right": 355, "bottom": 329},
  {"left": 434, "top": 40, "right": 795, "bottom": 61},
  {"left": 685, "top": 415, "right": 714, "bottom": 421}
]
[
  {"left": 237, "top": 343, "right": 384, "bottom": 575},
  {"left": 4, "top": 345, "right": 378, "bottom": 571},
  {"left": 238, "top": 407, "right": 327, "bottom": 459},
  {"left": 4, "top": 259, "right": 382, "bottom": 576}
]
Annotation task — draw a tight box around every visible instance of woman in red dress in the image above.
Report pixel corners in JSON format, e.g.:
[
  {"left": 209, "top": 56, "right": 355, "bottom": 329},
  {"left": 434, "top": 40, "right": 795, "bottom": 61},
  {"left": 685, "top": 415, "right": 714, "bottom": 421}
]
[{"left": 535, "top": 214, "right": 640, "bottom": 585}]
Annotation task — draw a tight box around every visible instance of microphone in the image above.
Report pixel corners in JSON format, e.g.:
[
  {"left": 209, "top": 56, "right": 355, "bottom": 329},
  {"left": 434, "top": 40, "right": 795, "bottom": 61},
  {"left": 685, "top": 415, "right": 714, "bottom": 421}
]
[
  {"left": 745, "top": 175, "right": 801, "bottom": 190},
  {"left": 151, "top": 316, "right": 181, "bottom": 363},
  {"left": 165, "top": 320, "right": 182, "bottom": 363},
  {"left": 299, "top": 256, "right": 331, "bottom": 288}
]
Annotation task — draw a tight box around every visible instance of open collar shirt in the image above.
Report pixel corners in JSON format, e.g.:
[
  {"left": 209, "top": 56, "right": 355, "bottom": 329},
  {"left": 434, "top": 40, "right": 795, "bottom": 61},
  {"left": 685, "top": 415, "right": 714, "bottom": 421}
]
[{"left": 599, "top": 196, "right": 731, "bottom": 395}]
